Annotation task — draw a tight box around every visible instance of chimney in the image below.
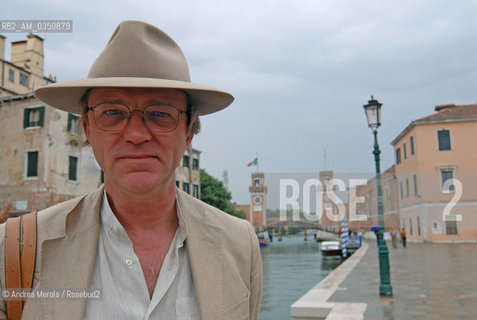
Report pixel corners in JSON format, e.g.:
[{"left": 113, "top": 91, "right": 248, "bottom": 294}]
[
  {"left": 10, "top": 39, "right": 27, "bottom": 66},
  {"left": 25, "top": 34, "right": 44, "bottom": 78},
  {"left": 435, "top": 104, "right": 456, "bottom": 112}
]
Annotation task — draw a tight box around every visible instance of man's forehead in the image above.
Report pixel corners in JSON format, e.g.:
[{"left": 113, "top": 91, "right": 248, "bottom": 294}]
[{"left": 88, "top": 87, "right": 187, "bottom": 104}]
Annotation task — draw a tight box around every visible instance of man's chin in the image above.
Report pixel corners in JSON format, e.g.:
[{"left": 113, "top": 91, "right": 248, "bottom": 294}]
[{"left": 119, "top": 173, "right": 166, "bottom": 193}]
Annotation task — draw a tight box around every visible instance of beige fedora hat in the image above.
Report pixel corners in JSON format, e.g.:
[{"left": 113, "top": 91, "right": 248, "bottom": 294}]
[{"left": 35, "top": 20, "right": 234, "bottom": 115}]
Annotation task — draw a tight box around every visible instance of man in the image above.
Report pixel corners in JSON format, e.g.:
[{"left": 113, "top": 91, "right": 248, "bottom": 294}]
[
  {"left": 0, "top": 21, "right": 262, "bottom": 319},
  {"left": 401, "top": 227, "right": 407, "bottom": 248}
]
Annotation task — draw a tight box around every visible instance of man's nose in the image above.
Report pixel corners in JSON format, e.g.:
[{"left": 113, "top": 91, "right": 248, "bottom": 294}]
[{"left": 122, "top": 111, "right": 152, "bottom": 144}]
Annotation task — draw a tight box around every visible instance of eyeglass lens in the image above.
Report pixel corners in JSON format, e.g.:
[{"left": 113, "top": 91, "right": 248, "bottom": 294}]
[{"left": 92, "top": 103, "right": 181, "bottom": 132}]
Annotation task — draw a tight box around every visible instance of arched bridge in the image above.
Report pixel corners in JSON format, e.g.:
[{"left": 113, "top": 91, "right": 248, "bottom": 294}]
[
  {"left": 263, "top": 220, "right": 338, "bottom": 233},
  {"left": 258, "top": 219, "right": 340, "bottom": 241}
]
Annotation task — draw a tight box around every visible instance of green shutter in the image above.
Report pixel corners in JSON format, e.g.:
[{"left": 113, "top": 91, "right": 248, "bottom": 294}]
[
  {"left": 69, "top": 156, "right": 78, "bottom": 181},
  {"left": 67, "top": 113, "right": 73, "bottom": 132},
  {"left": 27, "top": 151, "right": 38, "bottom": 177},
  {"left": 23, "top": 108, "right": 29, "bottom": 128},
  {"left": 38, "top": 106, "right": 45, "bottom": 127}
]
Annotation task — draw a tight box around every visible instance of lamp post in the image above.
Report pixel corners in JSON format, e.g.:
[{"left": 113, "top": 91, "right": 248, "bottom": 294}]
[{"left": 363, "top": 96, "right": 393, "bottom": 296}]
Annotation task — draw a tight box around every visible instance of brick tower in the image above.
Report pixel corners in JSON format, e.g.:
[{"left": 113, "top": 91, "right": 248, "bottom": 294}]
[{"left": 248, "top": 172, "right": 267, "bottom": 229}]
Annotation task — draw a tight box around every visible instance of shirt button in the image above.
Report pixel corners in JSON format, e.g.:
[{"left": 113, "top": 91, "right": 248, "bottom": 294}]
[{"left": 125, "top": 258, "right": 133, "bottom": 266}]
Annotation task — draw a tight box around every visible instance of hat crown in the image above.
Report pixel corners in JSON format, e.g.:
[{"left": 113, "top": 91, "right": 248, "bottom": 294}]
[{"left": 87, "top": 20, "right": 191, "bottom": 82}]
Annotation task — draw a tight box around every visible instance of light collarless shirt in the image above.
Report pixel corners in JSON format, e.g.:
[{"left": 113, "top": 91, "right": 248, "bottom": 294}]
[{"left": 84, "top": 192, "right": 199, "bottom": 320}]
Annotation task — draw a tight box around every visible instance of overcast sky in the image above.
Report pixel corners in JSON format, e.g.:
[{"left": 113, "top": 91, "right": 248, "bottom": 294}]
[{"left": 3, "top": 0, "right": 476, "bottom": 204}]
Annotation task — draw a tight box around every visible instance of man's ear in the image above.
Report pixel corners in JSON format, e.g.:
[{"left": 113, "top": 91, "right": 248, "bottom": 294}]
[
  {"left": 185, "top": 134, "right": 193, "bottom": 148},
  {"left": 82, "top": 115, "right": 90, "bottom": 140}
]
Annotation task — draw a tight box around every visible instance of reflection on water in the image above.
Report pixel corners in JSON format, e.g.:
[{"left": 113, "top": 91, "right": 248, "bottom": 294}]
[{"left": 259, "top": 236, "right": 343, "bottom": 320}]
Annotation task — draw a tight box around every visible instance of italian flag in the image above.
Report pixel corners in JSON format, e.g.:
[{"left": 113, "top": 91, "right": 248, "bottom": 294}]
[{"left": 247, "top": 157, "right": 258, "bottom": 167}]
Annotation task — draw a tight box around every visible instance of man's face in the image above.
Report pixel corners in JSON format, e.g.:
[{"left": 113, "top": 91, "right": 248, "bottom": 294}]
[{"left": 83, "top": 87, "right": 193, "bottom": 195}]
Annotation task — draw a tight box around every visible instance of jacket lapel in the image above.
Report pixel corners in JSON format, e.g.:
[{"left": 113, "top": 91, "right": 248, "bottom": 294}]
[
  {"left": 30, "top": 187, "right": 103, "bottom": 319},
  {"left": 178, "top": 190, "right": 225, "bottom": 320}
]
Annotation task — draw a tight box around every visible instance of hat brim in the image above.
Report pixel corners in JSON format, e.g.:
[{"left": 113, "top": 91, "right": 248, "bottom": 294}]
[{"left": 34, "top": 77, "right": 234, "bottom": 116}]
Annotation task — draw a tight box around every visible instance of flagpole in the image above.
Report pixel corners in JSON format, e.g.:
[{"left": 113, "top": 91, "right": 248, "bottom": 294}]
[{"left": 256, "top": 152, "right": 259, "bottom": 173}]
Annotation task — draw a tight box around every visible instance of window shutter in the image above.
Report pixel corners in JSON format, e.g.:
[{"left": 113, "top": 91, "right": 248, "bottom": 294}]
[
  {"left": 23, "top": 109, "right": 29, "bottom": 128},
  {"left": 27, "top": 151, "right": 39, "bottom": 177},
  {"left": 38, "top": 106, "right": 45, "bottom": 127},
  {"left": 67, "top": 113, "right": 73, "bottom": 132},
  {"left": 69, "top": 156, "right": 78, "bottom": 181},
  {"left": 438, "top": 130, "right": 451, "bottom": 150}
]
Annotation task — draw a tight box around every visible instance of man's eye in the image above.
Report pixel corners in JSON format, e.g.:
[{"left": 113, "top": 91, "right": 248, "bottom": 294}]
[
  {"left": 104, "top": 109, "right": 125, "bottom": 116},
  {"left": 148, "top": 111, "right": 172, "bottom": 119}
]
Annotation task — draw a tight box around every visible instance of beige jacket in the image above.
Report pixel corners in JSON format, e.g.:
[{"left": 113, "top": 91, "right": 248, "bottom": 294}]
[{"left": 0, "top": 186, "right": 262, "bottom": 319}]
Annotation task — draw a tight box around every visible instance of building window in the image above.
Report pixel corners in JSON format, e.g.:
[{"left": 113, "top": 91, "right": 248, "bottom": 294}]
[
  {"left": 385, "top": 187, "right": 390, "bottom": 211},
  {"left": 25, "top": 151, "right": 39, "bottom": 178},
  {"left": 402, "top": 218, "right": 405, "bottom": 229},
  {"left": 69, "top": 156, "right": 78, "bottom": 181},
  {"left": 67, "top": 113, "right": 80, "bottom": 135},
  {"left": 396, "top": 148, "right": 401, "bottom": 165},
  {"left": 19, "top": 73, "right": 29, "bottom": 87},
  {"left": 8, "top": 69, "right": 14, "bottom": 83},
  {"left": 410, "top": 136, "right": 415, "bottom": 155},
  {"left": 193, "top": 184, "right": 200, "bottom": 198},
  {"left": 23, "top": 106, "right": 45, "bottom": 128},
  {"left": 176, "top": 180, "right": 179, "bottom": 188},
  {"left": 192, "top": 158, "right": 199, "bottom": 170},
  {"left": 409, "top": 217, "right": 413, "bottom": 236},
  {"left": 437, "top": 129, "right": 451, "bottom": 151},
  {"left": 413, "top": 174, "right": 418, "bottom": 196},
  {"left": 183, "top": 182, "right": 190, "bottom": 194},
  {"left": 400, "top": 181, "right": 403, "bottom": 199},
  {"left": 405, "top": 178, "right": 410, "bottom": 198},
  {"left": 445, "top": 219, "right": 458, "bottom": 235},
  {"left": 440, "top": 169, "right": 455, "bottom": 193},
  {"left": 101, "top": 170, "right": 104, "bottom": 184},
  {"left": 255, "top": 179, "right": 260, "bottom": 187},
  {"left": 183, "top": 155, "right": 190, "bottom": 168},
  {"left": 366, "top": 196, "right": 370, "bottom": 216},
  {"left": 403, "top": 142, "right": 407, "bottom": 160},
  {"left": 417, "top": 216, "right": 421, "bottom": 236}
]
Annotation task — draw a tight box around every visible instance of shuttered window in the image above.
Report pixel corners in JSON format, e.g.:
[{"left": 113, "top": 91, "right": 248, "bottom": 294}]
[
  {"left": 26, "top": 151, "right": 39, "bottom": 178},
  {"left": 23, "top": 106, "right": 45, "bottom": 128},
  {"left": 438, "top": 130, "right": 451, "bottom": 151},
  {"left": 69, "top": 156, "right": 78, "bottom": 181}
]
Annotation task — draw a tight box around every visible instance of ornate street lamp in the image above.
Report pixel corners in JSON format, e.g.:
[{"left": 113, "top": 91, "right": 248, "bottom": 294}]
[{"left": 363, "top": 96, "right": 393, "bottom": 296}]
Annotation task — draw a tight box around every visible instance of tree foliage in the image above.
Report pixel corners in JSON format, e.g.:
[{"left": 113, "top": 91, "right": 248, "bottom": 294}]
[{"left": 200, "top": 169, "right": 246, "bottom": 219}]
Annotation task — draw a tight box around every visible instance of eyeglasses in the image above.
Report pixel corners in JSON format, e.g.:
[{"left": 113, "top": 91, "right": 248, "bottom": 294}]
[{"left": 87, "top": 103, "right": 186, "bottom": 133}]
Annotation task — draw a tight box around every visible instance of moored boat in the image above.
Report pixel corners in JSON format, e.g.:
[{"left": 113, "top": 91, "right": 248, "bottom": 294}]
[
  {"left": 257, "top": 233, "right": 269, "bottom": 247},
  {"left": 320, "top": 241, "right": 342, "bottom": 256}
]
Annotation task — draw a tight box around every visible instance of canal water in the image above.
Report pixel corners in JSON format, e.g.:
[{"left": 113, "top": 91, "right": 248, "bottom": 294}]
[{"left": 259, "top": 235, "right": 343, "bottom": 320}]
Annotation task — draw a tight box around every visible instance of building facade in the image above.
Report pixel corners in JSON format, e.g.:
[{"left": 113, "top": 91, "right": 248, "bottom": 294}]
[
  {"left": 0, "top": 34, "right": 55, "bottom": 98},
  {"left": 0, "top": 94, "right": 102, "bottom": 221},
  {"left": 176, "top": 147, "right": 201, "bottom": 199},
  {"left": 391, "top": 103, "right": 477, "bottom": 242}
]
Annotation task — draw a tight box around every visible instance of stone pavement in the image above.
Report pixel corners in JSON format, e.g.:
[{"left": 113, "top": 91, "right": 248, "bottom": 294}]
[{"left": 328, "top": 240, "right": 477, "bottom": 319}]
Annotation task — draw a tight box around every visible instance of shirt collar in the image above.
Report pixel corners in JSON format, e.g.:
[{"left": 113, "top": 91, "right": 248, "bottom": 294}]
[{"left": 101, "top": 191, "right": 188, "bottom": 245}]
